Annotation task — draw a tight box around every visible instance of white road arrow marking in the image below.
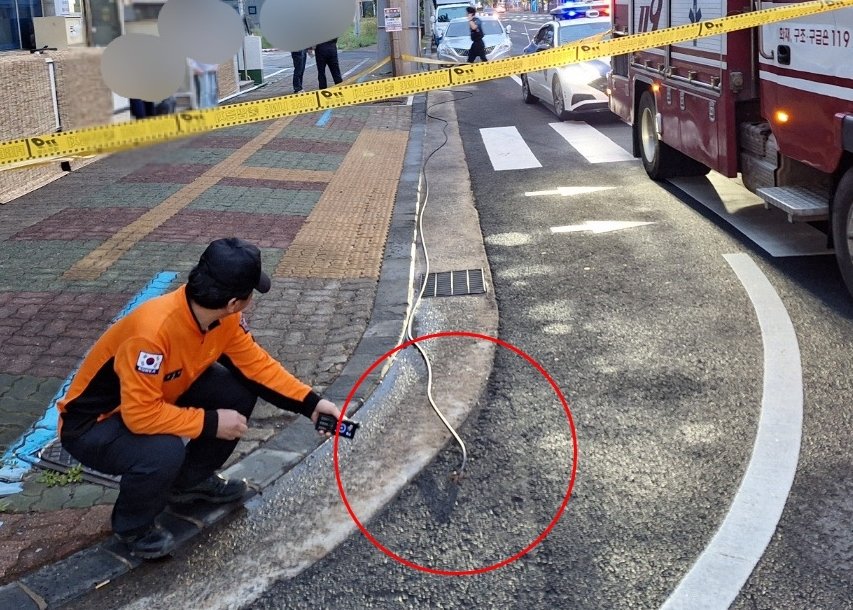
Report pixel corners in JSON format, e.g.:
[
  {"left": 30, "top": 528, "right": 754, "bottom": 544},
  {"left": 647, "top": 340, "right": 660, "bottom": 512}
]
[
  {"left": 550, "top": 220, "right": 654, "bottom": 234},
  {"left": 525, "top": 186, "right": 614, "bottom": 197}
]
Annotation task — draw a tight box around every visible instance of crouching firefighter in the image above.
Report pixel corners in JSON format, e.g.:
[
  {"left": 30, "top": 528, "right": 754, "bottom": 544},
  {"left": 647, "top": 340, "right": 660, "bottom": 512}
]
[{"left": 57, "top": 237, "right": 341, "bottom": 558}]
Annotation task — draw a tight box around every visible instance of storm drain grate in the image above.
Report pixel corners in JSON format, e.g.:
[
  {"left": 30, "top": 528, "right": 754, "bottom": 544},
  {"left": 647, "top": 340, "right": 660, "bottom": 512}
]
[
  {"left": 36, "top": 438, "right": 120, "bottom": 488},
  {"left": 422, "top": 269, "right": 487, "bottom": 298}
]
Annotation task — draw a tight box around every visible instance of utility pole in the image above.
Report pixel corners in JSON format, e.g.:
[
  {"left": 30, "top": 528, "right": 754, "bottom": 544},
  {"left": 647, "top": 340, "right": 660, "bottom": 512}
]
[
  {"left": 389, "top": 0, "right": 404, "bottom": 76},
  {"left": 378, "top": 0, "right": 421, "bottom": 76},
  {"left": 425, "top": 0, "right": 435, "bottom": 51},
  {"left": 354, "top": 0, "right": 361, "bottom": 38},
  {"left": 377, "top": 0, "right": 393, "bottom": 75}
]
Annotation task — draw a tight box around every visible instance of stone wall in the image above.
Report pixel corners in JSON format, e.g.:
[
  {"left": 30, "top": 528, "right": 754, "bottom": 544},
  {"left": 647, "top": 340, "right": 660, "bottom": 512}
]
[
  {"left": 218, "top": 57, "right": 239, "bottom": 100},
  {"left": 52, "top": 48, "right": 114, "bottom": 130},
  {"left": 0, "top": 49, "right": 113, "bottom": 204}
]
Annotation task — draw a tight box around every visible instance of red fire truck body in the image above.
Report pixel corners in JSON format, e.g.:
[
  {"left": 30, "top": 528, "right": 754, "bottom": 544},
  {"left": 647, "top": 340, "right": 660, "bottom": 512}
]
[{"left": 608, "top": 0, "right": 853, "bottom": 294}]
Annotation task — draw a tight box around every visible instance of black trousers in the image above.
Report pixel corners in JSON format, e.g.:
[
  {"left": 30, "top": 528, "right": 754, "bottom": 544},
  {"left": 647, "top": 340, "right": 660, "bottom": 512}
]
[
  {"left": 62, "top": 364, "right": 257, "bottom": 536},
  {"left": 291, "top": 50, "right": 307, "bottom": 92},
  {"left": 468, "top": 39, "right": 487, "bottom": 63},
  {"left": 315, "top": 46, "right": 342, "bottom": 89}
]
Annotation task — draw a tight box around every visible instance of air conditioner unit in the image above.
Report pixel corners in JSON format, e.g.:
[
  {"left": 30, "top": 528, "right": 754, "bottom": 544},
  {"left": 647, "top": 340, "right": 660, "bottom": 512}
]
[{"left": 33, "top": 16, "right": 86, "bottom": 49}]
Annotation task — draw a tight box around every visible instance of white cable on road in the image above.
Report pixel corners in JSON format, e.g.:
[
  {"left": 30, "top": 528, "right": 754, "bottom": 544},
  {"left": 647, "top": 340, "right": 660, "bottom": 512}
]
[
  {"left": 402, "top": 91, "right": 475, "bottom": 480},
  {"left": 661, "top": 252, "right": 803, "bottom": 610}
]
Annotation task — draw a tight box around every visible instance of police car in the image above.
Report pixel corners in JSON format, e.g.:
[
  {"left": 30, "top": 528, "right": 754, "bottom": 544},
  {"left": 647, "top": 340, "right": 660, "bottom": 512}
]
[
  {"left": 549, "top": 0, "right": 609, "bottom": 20},
  {"left": 519, "top": 14, "right": 613, "bottom": 120}
]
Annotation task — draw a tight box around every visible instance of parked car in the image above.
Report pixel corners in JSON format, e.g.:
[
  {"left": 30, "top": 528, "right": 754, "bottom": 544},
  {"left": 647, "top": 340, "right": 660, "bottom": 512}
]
[
  {"left": 436, "top": 16, "right": 513, "bottom": 63},
  {"left": 519, "top": 16, "right": 612, "bottom": 119},
  {"left": 432, "top": 2, "right": 476, "bottom": 48}
]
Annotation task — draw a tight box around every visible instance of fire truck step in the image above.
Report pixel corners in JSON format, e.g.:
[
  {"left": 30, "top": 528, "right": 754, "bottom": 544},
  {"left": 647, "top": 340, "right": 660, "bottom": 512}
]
[{"left": 756, "top": 186, "right": 829, "bottom": 223}]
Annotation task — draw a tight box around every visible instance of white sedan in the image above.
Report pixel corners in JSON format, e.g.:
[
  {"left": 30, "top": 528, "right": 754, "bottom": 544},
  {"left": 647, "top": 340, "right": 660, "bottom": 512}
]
[
  {"left": 436, "top": 16, "right": 513, "bottom": 64},
  {"left": 520, "top": 17, "right": 612, "bottom": 120}
]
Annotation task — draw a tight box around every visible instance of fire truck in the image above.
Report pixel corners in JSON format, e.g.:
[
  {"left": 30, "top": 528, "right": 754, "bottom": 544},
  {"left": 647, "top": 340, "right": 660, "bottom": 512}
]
[{"left": 607, "top": 0, "right": 853, "bottom": 296}]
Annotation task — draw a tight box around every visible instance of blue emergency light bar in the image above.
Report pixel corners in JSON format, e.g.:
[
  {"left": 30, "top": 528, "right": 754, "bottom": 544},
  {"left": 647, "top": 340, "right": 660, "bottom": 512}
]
[{"left": 550, "top": 1, "right": 609, "bottom": 20}]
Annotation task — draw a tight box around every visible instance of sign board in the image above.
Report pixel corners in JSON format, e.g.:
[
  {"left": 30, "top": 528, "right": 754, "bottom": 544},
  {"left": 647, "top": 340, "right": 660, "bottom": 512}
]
[{"left": 384, "top": 7, "right": 402, "bottom": 32}]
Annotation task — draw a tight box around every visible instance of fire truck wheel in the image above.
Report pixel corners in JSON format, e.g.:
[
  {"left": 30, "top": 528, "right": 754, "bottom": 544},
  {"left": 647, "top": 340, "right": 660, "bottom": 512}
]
[
  {"left": 637, "top": 90, "right": 709, "bottom": 179},
  {"left": 552, "top": 77, "right": 570, "bottom": 120},
  {"left": 521, "top": 74, "right": 537, "bottom": 104},
  {"left": 831, "top": 169, "right": 853, "bottom": 296}
]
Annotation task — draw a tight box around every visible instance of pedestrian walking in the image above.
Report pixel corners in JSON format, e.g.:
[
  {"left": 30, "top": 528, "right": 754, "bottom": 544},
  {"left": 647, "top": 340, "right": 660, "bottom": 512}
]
[
  {"left": 57, "top": 238, "right": 342, "bottom": 559},
  {"left": 466, "top": 6, "right": 488, "bottom": 63},
  {"left": 313, "top": 39, "right": 343, "bottom": 89},
  {"left": 291, "top": 48, "right": 308, "bottom": 93}
]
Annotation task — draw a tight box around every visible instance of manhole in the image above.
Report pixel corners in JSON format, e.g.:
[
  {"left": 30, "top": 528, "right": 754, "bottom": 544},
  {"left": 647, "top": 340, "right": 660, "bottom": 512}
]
[
  {"left": 36, "top": 438, "right": 120, "bottom": 488},
  {"left": 422, "top": 269, "right": 487, "bottom": 297}
]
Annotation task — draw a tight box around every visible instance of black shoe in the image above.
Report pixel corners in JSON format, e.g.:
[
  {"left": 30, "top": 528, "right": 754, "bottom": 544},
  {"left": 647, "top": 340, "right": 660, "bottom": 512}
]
[
  {"left": 114, "top": 524, "right": 175, "bottom": 559},
  {"left": 168, "top": 474, "right": 248, "bottom": 504}
]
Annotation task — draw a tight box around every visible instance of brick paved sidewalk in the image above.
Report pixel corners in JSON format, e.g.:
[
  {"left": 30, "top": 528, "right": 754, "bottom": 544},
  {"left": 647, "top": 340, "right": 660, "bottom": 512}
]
[{"left": 0, "top": 49, "right": 417, "bottom": 597}]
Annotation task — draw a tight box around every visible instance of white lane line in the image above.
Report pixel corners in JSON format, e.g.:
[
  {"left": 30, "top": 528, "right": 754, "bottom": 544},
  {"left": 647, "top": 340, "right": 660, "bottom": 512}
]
[
  {"left": 551, "top": 220, "right": 654, "bottom": 234},
  {"left": 480, "top": 126, "right": 542, "bottom": 171},
  {"left": 668, "top": 173, "right": 832, "bottom": 258},
  {"left": 662, "top": 252, "right": 803, "bottom": 610},
  {"left": 525, "top": 186, "right": 614, "bottom": 197},
  {"left": 342, "top": 59, "right": 369, "bottom": 79},
  {"left": 550, "top": 121, "right": 636, "bottom": 163},
  {"left": 509, "top": 75, "right": 522, "bottom": 86}
]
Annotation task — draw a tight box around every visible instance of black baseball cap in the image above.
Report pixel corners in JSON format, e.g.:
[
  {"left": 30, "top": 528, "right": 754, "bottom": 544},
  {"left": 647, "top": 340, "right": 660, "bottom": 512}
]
[{"left": 196, "top": 238, "right": 271, "bottom": 295}]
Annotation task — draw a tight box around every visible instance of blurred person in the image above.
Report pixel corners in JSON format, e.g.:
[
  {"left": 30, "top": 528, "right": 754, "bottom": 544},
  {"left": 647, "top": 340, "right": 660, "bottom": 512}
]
[
  {"left": 188, "top": 58, "right": 220, "bottom": 109},
  {"left": 313, "top": 38, "right": 343, "bottom": 89},
  {"left": 129, "top": 96, "right": 176, "bottom": 119},
  {"left": 58, "top": 238, "right": 341, "bottom": 559},
  {"left": 291, "top": 48, "right": 308, "bottom": 93}
]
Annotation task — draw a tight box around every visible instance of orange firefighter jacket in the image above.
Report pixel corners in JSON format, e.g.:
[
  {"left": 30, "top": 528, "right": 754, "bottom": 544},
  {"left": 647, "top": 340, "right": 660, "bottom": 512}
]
[{"left": 58, "top": 285, "right": 320, "bottom": 441}]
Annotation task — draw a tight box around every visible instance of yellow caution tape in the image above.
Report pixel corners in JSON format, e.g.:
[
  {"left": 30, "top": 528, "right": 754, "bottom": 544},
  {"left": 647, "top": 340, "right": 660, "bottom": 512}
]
[{"left": 2, "top": 0, "right": 851, "bottom": 169}]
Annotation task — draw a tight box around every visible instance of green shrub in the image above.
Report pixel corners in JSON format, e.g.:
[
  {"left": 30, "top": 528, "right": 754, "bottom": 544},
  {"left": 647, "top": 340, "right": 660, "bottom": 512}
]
[
  {"left": 338, "top": 18, "right": 378, "bottom": 50},
  {"left": 37, "top": 464, "right": 83, "bottom": 487},
  {"left": 252, "top": 19, "right": 378, "bottom": 51}
]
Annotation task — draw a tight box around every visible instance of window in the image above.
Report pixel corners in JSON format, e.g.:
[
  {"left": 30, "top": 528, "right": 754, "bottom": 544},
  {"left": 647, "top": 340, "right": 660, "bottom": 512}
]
[
  {"left": 534, "top": 25, "right": 554, "bottom": 47},
  {"left": 481, "top": 20, "right": 504, "bottom": 35},
  {"left": 558, "top": 21, "right": 610, "bottom": 46},
  {"left": 445, "top": 19, "right": 504, "bottom": 37},
  {"left": 445, "top": 21, "right": 470, "bottom": 37},
  {"left": 437, "top": 6, "right": 470, "bottom": 22},
  {"left": 0, "top": 0, "right": 43, "bottom": 51}
]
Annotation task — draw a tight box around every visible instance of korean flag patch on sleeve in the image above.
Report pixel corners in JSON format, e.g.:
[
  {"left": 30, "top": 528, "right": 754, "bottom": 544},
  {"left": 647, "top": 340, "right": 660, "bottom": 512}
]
[{"left": 136, "top": 351, "right": 164, "bottom": 375}]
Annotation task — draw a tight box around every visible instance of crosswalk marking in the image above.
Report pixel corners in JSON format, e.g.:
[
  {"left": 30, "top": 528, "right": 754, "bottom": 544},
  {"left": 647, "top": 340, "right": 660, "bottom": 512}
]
[
  {"left": 549, "top": 122, "right": 636, "bottom": 164},
  {"left": 480, "top": 126, "right": 543, "bottom": 171}
]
